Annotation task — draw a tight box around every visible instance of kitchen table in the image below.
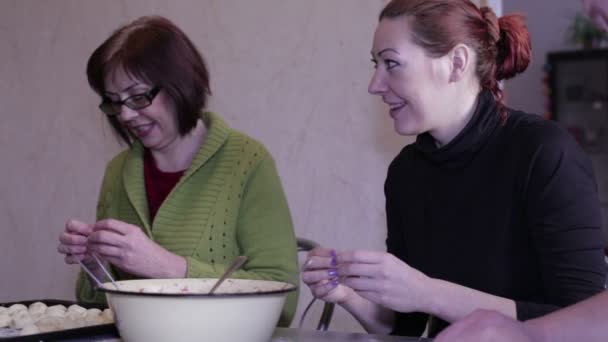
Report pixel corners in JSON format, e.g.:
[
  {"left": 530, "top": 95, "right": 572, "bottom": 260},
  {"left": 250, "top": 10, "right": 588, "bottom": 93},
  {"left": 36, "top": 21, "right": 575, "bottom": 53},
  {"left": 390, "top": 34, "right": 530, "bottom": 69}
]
[
  {"left": 271, "top": 328, "right": 432, "bottom": 341},
  {"left": 60, "top": 327, "right": 432, "bottom": 341}
]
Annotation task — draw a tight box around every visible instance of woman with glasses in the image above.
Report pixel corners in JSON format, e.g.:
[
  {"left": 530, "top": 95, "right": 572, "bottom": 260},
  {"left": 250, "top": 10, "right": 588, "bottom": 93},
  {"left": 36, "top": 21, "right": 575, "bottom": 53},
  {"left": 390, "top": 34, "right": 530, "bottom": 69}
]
[
  {"left": 56, "top": 15, "right": 298, "bottom": 326},
  {"left": 302, "top": 0, "right": 606, "bottom": 337}
]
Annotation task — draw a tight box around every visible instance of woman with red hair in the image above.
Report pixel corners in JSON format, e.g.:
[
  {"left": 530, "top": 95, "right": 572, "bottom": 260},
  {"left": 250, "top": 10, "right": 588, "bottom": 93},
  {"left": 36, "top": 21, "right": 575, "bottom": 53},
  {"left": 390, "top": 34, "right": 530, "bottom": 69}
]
[{"left": 302, "top": 0, "right": 606, "bottom": 337}]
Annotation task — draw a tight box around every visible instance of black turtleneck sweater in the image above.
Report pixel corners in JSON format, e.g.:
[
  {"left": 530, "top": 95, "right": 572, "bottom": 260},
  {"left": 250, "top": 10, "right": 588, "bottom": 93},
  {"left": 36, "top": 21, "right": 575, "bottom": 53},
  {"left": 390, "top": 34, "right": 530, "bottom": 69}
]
[{"left": 386, "top": 91, "right": 607, "bottom": 337}]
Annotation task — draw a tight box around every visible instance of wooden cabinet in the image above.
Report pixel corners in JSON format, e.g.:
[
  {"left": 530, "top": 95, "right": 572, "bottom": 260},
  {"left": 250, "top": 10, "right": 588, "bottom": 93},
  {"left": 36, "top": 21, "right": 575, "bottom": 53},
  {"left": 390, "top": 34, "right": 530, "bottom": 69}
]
[
  {"left": 546, "top": 49, "right": 608, "bottom": 153},
  {"left": 546, "top": 49, "right": 608, "bottom": 242}
]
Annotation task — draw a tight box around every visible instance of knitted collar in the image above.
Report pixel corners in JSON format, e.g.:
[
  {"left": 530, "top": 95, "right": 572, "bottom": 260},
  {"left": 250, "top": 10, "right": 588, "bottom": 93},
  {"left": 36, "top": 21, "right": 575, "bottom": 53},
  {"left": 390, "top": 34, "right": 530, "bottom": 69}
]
[
  {"left": 121, "top": 111, "right": 230, "bottom": 233},
  {"left": 413, "top": 90, "right": 500, "bottom": 167}
]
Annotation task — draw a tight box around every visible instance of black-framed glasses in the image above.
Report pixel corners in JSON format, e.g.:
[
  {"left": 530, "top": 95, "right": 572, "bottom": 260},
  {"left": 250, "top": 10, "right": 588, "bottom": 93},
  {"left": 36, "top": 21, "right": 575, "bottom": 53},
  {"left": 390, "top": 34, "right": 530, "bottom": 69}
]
[{"left": 99, "top": 86, "right": 162, "bottom": 117}]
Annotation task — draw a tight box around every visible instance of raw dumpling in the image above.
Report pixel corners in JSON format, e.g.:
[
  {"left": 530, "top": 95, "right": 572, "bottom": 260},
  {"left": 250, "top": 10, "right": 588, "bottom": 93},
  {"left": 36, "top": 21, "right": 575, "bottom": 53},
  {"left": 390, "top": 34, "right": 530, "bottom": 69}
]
[
  {"left": 101, "top": 308, "right": 114, "bottom": 323},
  {"left": 12, "top": 311, "right": 34, "bottom": 329},
  {"left": 0, "top": 302, "right": 112, "bottom": 334},
  {"left": 19, "top": 323, "right": 40, "bottom": 336},
  {"left": 65, "top": 311, "right": 86, "bottom": 322},
  {"left": 67, "top": 304, "right": 86, "bottom": 313},
  {"left": 28, "top": 302, "right": 47, "bottom": 317},
  {"left": 86, "top": 308, "right": 101, "bottom": 316},
  {"left": 46, "top": 305, "right": 67, "bottom": 318},
  {"left": 65, "top": 304, "right": 87, "bottom": 322},
  {"left": 0, "top": 313, "right": 11, "bottom": 328},
  {"left": 35, "top": 316, "right": 63, "bottom": 333},
  {"left": 59, "top": 317, "right": 85, "bottom": 330},
  {"left": 84, "top": 308, "right": 104, "bottom": 325},
  {"left": 47, "top": 304, "right": 67, "bottom": 311},
  {"left": 7, "top": 304, "right": 27, "bottom": 315},
  {"left": 29, "top": 311, "right": 45, "bottom": 321}
]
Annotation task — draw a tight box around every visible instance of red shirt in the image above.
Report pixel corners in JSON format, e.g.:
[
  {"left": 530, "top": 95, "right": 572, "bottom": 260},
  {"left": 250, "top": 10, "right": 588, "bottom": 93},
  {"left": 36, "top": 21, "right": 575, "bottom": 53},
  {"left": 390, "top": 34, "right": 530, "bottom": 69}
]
[{"left": 144, "top": 150, "right": 185, "bottom": 222}]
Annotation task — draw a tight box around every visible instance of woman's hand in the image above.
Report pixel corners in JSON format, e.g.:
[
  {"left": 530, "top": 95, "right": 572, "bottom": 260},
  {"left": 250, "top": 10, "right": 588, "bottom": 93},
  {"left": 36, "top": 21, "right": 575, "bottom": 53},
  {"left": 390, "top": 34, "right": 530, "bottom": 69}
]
[
  {"left": 58, "top": 219, "right": 109, "bottom": 282},
  {"left": 87, "top": 219, "right": 186, "bottom": 278},
  {"left": 302, "top": 248, "right": 397, "bottom": 334},
  {"left": 301, "top": 248, "right": 356, "bottom": 304},
  {"left": 435, "top": 310, "right": 538, "bottom": 342},
  {"left": 58, "top": 219, "right": 96, "bottom": 266},
  {"left": 337, "top": 250, "right": 431, "bottom": 313}
]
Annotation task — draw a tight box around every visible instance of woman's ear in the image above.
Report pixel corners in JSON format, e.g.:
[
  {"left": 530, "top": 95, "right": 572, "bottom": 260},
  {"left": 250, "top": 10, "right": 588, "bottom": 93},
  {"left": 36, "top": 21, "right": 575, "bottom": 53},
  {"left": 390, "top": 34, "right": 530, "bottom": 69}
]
[{"left": 448, "top": 44, "right": 473, "bottom": 83}]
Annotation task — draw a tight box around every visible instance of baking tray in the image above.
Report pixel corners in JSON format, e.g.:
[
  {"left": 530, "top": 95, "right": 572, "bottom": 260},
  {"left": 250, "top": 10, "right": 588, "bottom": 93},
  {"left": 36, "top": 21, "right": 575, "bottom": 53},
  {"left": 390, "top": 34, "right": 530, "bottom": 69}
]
[{"left": 0, "top": 299, "right": 118, "bottom": 341}]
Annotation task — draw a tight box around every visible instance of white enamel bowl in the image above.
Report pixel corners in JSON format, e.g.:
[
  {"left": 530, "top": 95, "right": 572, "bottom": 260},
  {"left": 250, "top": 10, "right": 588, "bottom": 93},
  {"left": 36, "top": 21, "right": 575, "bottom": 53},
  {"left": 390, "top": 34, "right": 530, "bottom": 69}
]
[{"left": 99, "top": 278, "right": 296, "bottom": 342}]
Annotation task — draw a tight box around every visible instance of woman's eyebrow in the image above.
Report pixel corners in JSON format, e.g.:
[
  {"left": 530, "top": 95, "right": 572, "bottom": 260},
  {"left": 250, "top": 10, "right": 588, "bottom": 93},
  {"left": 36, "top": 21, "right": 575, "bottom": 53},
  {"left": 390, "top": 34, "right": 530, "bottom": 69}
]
[
  {"left": 104, "top": 82, "right": 140, "bottom": 95},
  {"left": 377, "top": 48, "right": 400, "bottom": 57}
]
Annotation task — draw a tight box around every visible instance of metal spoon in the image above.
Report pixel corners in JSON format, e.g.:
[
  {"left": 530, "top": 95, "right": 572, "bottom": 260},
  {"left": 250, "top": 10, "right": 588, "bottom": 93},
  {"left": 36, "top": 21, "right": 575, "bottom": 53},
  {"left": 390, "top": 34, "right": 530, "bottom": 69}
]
[
  {"left": 92, "top": 253, "right": 121, "bottom": 290},
  {"left": 208, "top": 256, "right": 248, "bottom": 294},
  {"left": 73, "top": 254, "right": 121, "bottom": 290},
  {"left": 75, "top": 257, "right": 104, "bottom": 288}
]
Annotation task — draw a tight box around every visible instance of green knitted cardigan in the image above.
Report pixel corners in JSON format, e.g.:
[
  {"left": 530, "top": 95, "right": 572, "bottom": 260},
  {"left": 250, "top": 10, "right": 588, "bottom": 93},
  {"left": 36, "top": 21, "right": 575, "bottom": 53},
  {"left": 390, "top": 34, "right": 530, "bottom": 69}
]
[{"left": 76, "top": 111, "right": 299, "bottom": 326}]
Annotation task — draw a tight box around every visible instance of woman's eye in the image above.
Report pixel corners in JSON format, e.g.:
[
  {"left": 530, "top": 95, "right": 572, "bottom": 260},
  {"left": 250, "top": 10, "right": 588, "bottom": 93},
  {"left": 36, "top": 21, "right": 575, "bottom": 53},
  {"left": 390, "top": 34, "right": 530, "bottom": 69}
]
[
  {"left": 386, "top": 60, "right": 399, "bottom": 70},
  {"left": 128, "top": 95, "right": 148, "bottom": 106},
  {"left": 104, "top": 95, "right": 120, "bottom": 103}
]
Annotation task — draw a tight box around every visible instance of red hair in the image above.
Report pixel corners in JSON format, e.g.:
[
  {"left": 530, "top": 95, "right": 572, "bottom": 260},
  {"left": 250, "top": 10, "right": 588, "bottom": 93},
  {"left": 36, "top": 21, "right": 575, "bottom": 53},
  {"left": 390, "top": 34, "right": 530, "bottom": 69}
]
[{"left": 380, "top": 0, "right": 531, "bottom": 122}]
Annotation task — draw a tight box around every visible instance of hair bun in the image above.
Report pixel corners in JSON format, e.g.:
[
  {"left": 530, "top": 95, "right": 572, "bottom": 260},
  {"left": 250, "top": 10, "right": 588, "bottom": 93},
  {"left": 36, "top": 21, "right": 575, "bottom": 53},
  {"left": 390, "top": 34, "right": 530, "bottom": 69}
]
[{"left": 495, "top": 13, "right": 531, "bottom": 81}]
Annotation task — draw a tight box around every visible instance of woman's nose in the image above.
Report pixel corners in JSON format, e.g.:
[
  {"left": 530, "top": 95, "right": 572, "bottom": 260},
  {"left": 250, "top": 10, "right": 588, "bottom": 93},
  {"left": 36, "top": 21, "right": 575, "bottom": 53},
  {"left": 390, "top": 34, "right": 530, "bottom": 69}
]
[
  {"left": 368, "top": 70, "right": 388, "bottom": 95},
  {"left": 118, "top": 105, "right": 139, "bottom": 122}
]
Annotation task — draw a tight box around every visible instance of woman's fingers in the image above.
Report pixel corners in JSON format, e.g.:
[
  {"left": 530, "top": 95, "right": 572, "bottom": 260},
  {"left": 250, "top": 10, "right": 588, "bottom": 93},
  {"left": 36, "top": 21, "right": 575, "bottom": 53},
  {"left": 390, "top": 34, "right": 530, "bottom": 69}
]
[
  {"left": 337, "top": 250, "right": 385, "bottom": 264},
  {"left": 64, "top": 253, "right": 86, "bottom": 264},
  {"left": 92, "top": 219, "right": 132, "bottom": 235},
  {"left": 57, "top": 244, "right": 87, "bottom": 255},
  {"left": 338, "top": 262, "right": 379, "bottom": 278},
  {"left": 65, "top": 219, "right": 93, "bottom": 236},
  {"left": 341, "top": 276, "right": 378, "bottom": 292},
  {"left": 303, "top": 247, "right": 338, "bottom": 271},
  {"left": 302, "top": 268, "right": 338, "bottom": 284},
  {"left": 304, "top": 249, "right": 390, "bottom": 278},
  {"left": 310, "top": 279, "right": 339, "bottom": 298},
  {"left": 89, "top": 243, "right": 123, "bottom": 259},
  {"left": 59, "top": 231, "right": 88, "bottom": 245},
  {"left": 301, "top": 248, "right": 344, "bottom": 302},
  {"left": 302, "top": 255, "right": 337, "bottom": 270},
  {"left": 87, "top": 229, "right": 125, "bottom": 247},
  {"left": 60, "top": 219, "right": 92, "bottom": 253},
  {"left": 60, "top": 219, "right": 97, "bottom": 267},
  {"left": 307, "top": 247, "right": 335, "bottom": 257}
]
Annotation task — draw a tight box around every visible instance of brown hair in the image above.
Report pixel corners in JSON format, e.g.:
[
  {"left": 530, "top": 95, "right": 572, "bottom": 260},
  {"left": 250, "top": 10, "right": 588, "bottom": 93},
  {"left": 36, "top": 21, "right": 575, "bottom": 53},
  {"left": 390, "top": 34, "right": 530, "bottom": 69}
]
[
  {"left": 380, "top": 0, "right": 531, "bottom": 121},
  {"left": 86, "top": 16, "right": 211, "bottom": 145}
]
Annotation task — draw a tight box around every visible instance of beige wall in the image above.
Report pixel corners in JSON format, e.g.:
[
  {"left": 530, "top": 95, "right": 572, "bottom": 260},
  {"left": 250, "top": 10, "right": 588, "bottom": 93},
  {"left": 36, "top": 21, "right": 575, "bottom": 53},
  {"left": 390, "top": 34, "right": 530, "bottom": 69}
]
[{"left": 0, "top": 0, "right": 411, "bottom": 332}]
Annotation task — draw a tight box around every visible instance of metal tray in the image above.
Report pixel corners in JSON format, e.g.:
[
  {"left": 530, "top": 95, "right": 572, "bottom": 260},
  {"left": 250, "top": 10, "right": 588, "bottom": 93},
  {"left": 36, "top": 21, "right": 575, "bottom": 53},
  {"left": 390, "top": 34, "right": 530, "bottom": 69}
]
[{"left": 0, "top": 299, "right": 118, "bottom": 341}]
